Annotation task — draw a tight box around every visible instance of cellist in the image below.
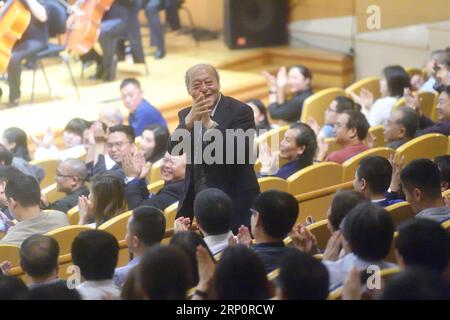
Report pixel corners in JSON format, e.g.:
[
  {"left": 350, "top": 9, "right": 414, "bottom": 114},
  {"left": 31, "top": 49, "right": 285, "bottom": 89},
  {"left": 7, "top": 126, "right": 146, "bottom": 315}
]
[
  {"left": 69, "top": 0, "right": 145, "bottom": 81},
  {"left": 6, "top": 0, "right": 49, "bottom": 107}
]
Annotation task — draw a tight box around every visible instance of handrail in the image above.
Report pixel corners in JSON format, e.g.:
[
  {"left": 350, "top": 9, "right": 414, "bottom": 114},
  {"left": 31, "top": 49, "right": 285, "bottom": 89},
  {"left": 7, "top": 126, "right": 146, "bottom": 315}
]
[{"left": 295, "top": 181, "right": 354, "bottom": 202}]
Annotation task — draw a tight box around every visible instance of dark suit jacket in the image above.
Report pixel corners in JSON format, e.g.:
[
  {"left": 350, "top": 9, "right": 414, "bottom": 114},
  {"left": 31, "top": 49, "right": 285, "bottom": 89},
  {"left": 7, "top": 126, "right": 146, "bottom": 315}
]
[
  {"left": 168, "top": 95, "right": 260, "bottom": 232},
  {"left": 48, "top": 186, "right": 90, "bottom": 214},
  {"left": 125, "top": 178, "right": 184, "bottom": 211},
  {"left": 86, "top": 155, "right": 126, "bottom": 183}
]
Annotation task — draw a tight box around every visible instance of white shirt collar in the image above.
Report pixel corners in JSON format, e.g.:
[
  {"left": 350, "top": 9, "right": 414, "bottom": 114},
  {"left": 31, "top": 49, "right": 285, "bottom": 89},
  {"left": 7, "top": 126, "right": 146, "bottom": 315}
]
[
  {"left": 210, "top": 94, "right": 222, "bottom": 117},
  {"left": 204, "top": 230, "right": 234, "bottom": 255}
]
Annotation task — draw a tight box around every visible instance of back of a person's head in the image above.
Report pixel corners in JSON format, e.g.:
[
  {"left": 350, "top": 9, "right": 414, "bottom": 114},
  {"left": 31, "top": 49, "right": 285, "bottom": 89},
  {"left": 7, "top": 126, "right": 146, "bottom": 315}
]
[
  {"left": 253, "top": 190, "right": 298, "bottom": 240},
  {"left": 329, "top": 190, "right": 366, "bottom": 231},
  {"left": 5, "top": 174, "right": 41, "bottom": 207},
  {"left": 91, "top": 173, "right": 127, "bottom": 224},
  {"left": 213, "top": 245, "right": 268, "bottom": 300},
  {"left": 170, "top": 231, "right": 213, "bottom": 286},
  {"left": 381, "top": 268, "right": 448, "bottom": 300},
  {"left": 278, "top": 250, "right": 329, "bottom": 300},
  {"left": 434, "top": 155, "right": 450, "bottom": 190},
  {"left": 0, "top": 275, "right": 29, "bottom": 300},
  {"left": 71, "top": 230, "right": 119, "bottom": 281},
  {"left": 0, "top": 165, "right": 24, "bottom": 183},
  {"left": 0, "top": 144, "right": 13, "bottom": 165},
  {"left": 109, "top": 124, "right": 136, "bottom": 143},
  {"left": 400, "top": 158, "right": 442, "bottom": 200},
  {"left": 130, "top": 206, "right": 166, "bottom": 247},
  {"left": 139, "top": 245, "right": 192, "bottom": 300},
  {"left": 20, "top": 235, "right": 59, "bottom": 279},
  {"left": 289, "top": 122, "right": 318, "bottom": 166},
  {"left": 194, "top": 188, "right": 232, "bottom": 235},
  {"left": 396, "top": 107, "right": 419, "bottom": 140},
  {"left": 28, "top": 281, "right": 82, "bottom": 300},
  {"left": 2, "top": 127, "right": 30, "bottom": 161},
  {"left": 334, "top": 96, "right": 357, "bottom": 113},
  {"left": 382, "top": 65, "right": 410, "bottom": 97},
  {"left": 343, "top": 109, "right": 370, "bottom": 141},
  {"left": 357, "top": 156, "right": 392, "bottom": 194},
  {"left": 342, "top": 202, "right": 394, "bottom": 261},
  {"left": 396, "top": 219, "right": 450, "bottom": 274}
]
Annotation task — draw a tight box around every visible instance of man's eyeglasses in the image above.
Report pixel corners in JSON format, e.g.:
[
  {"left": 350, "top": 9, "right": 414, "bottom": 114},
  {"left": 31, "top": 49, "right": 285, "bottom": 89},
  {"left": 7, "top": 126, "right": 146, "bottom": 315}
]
[
  {"left": 107, "top": 141, "right": 127, "bottom": 149},
  {"left": 55, "top": 173, "right": 76, "bottom": 179}
]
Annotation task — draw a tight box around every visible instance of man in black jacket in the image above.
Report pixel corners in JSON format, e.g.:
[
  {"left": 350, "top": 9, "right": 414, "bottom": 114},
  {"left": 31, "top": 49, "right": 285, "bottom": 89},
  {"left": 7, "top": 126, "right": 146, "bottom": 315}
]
[
  {"left": 168, "top": 64, "right": 260, "bottom": 232},
  {"left": 41, "top": 159, "right": 89, "bottom": 214},
  {"left": 122, "top": 153, "right": 185, "bottom": 211}
]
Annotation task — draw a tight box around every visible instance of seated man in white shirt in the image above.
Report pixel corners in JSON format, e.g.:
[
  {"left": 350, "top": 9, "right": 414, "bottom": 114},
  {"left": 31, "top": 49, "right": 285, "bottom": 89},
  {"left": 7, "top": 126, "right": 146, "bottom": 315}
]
[
  {"left": 113, "top": 206, "right": 166, "bottom": 287},
  {"left": 193, "top": 188, "right": 235, "bottom": 255},
  {"left": 72, "top": 230, "right": 120, "bottom": 300},
  {"left": 322, "top": 202, "right": 396, "bottom": 291},
  {"left": 0, "top": 175, "right": 69, "bottom": 246}
]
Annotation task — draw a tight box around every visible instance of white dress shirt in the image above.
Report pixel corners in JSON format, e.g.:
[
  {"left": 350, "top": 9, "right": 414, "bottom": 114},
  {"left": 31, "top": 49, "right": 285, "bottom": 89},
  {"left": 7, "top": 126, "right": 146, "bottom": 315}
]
[
  {"left": 323, "top": 252, "right": 397, "bottom": 291},
  {"left": 368, "top": 96, "right": 398, "bottom": 126},
  {"left": 77, "top": 280, "right": 120, "bottom": 300},
  {"left": 204, "top": 231, "right": 234, "bottom": 255}
]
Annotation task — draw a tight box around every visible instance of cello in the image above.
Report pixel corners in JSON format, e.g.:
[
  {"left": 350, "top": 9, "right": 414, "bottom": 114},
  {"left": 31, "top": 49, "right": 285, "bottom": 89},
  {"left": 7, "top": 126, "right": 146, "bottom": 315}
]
[
  {"left": 61, "top": 0, "right": 115, "bottom": 56},
  {"left": 0, "top": 0, "right": 31, "bottom": 74}
]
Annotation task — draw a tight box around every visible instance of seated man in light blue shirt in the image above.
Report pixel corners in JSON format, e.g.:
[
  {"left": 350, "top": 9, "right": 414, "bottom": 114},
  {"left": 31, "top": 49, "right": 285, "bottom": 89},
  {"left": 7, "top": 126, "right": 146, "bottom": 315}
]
[
  {"left": 113, "top": 206, "right": 166, "bottom": 287},
  {"left": 322, "top": 202, "right": 397, "bottom": 291},
  {"left": 120, "top": 78, "right": 167, "bottom": 136}
]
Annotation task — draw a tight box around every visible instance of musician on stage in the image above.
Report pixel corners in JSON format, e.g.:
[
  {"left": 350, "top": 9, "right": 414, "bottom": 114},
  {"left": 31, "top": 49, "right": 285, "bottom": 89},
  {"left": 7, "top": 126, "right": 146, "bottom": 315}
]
[
  {"left": 142, "top": 0, "right": 180, "bottom": 60},
  {"left": 70, "top": 0, "right": 145, "bottom": 81},
  {"left": 5, "top": 0, "right": 49, "bottom": 107}
]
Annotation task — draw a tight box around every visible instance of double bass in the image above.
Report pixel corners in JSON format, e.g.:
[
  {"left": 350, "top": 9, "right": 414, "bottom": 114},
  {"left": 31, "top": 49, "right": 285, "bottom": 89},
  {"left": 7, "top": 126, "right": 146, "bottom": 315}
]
[
  {"left": 0, "top": 0, "right": 31, "bottom": 74},
  {"left": 63, "top": 0, "right": 114, "bottom": 56}
]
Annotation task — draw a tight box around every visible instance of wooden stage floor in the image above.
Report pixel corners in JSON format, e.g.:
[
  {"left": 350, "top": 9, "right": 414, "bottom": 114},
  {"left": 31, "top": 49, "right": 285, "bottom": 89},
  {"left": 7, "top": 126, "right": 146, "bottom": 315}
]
[{"left": 0, "top": 31, "right": 353, "bottom": 138}]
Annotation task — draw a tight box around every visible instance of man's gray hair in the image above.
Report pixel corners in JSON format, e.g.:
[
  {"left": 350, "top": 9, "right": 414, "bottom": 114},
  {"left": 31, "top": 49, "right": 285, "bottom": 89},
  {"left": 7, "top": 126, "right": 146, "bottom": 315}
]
[{"left": 185, "top": 64, "right": 220, "bottom": 90}]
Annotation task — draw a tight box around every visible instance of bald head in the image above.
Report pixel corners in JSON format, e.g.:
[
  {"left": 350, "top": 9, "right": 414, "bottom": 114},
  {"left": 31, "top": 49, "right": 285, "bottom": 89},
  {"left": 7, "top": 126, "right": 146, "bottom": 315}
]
[
  {"left": 185, "top": 64, "right": 220, "bottom": 91},
  {"left": 98, "top": 107, "right": 123, "bottom": 128},
  {"left": 56, "top": 158, "right": 87, "bottom": 193},
  {"left": 62, "top": 158, "right": 88, "bottom": 180}
]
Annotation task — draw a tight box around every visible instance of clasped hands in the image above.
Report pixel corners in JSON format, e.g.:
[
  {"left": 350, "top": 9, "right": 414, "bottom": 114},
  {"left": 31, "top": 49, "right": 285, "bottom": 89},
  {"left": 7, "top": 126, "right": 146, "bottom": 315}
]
[{"left": 185, "top": 94, "right": 217, "bottom": 130}]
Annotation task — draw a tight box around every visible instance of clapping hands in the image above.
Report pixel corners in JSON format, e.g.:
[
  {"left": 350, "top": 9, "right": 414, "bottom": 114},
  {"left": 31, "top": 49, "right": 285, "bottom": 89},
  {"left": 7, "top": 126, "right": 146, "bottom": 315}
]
[{"left": 78, "top": 195, "right": 93, "bottom": 225}]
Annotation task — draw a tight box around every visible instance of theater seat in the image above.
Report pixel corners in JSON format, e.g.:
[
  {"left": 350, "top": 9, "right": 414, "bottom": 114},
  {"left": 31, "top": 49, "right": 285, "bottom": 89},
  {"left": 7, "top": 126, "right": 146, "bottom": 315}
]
[
  {"left": 345, "top": 76, "right": 381, "bottom": 101},
  {"left": 45, "top": 225, "right": 92, "bottom": 255},
  {"left": 396, "top": 133, "right": 448, "bottom": 166},
  {"left": 342, "top": 147, "right": 395, "bottom": 182}
]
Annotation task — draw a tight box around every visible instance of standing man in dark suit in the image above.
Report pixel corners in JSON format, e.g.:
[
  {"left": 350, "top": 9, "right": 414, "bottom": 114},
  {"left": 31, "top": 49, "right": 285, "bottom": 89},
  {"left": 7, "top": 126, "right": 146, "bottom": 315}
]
[{"left": 168, "top": 64, "right": 260, "bottom": 232}]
